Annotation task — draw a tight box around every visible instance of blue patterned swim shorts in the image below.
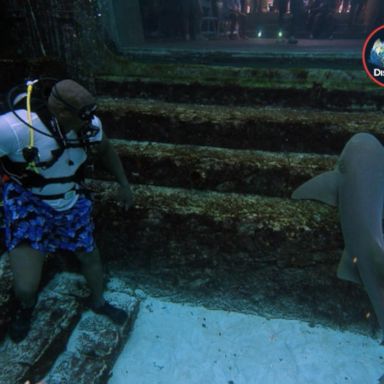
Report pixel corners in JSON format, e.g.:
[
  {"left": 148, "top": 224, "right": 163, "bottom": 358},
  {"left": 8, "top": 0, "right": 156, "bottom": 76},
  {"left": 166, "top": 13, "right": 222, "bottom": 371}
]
[{"left": 2, "top": 182, "right": 95, "bottom": 253}]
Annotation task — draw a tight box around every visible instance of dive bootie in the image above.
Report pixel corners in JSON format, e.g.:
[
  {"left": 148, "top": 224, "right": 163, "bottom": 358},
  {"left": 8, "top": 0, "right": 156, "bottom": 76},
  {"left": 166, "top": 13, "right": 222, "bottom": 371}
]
[
  {"left": 9, "top": 305, "right": 34, "bottom": 343},
  {"left": 91, "top": 301, "right": 128, "bottom": 325}
]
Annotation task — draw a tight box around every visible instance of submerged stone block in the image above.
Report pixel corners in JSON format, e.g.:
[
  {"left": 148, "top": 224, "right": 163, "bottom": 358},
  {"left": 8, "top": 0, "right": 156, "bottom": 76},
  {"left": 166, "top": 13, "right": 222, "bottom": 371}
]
[
  {"left": 0, "top": 272, "right": 139, "bottom": 384},
  {"left": 0, "top": 273, "right": 88, "bottom": 384},
  {"left": 44, "top": 284, "right": 140, "bottom": 384},
  {"left": 43, "top": 353, "right": 108, "bottom": 384}
]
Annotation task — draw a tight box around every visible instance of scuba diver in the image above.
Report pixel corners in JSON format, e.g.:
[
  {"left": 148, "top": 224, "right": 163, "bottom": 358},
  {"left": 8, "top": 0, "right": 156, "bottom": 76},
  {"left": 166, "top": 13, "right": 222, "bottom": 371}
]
[{"left": 0, "top": 79, "right": 134, "bottom": 343}]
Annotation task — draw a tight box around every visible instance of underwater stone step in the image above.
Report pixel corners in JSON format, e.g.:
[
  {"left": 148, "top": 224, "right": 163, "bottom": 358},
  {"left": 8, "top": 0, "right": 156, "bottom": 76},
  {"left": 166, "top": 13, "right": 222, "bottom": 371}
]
[
  {"left": 43, "top": 279, "right": 139, "bottom": 384},
  {"left": 120, "top": 47, "right": 363, "bottom": 70},
  {"left": 98, "top": 98, "right": 384, "bottom": 154},
  {"left": 90, "top": 181, "right": 342, "bottom": 270},
  {"left": 96, "top": 64, "right": 370, "bottom": 93},
  {"left": 95, "top": 73, "right": 381, "bottom": 111},
  {"left": 99, "top": 140, "right": 337, "bottom": 197},
  {"left": 0, "top": 272, "right": 90, "bottom": 384}
]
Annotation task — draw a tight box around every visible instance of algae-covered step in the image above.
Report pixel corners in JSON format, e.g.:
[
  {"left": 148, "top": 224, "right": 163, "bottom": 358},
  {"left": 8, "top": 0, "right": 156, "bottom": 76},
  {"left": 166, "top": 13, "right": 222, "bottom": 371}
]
[
  {"left": 95, "top": 64, "right": 381, "bottom": 110},
  {"left": 95, "top": 62, "right": 371, "bottom": 92},
  {"left": 98, "top": 98, "right": 384, "bottom": 153},
  {"left": 93, "top": 140, "right": 336, "bottom": 197},
  {"left": 90, "top": 181, "right": 341, "bottom": 270},
  {"left": 118, "top": 47, "right": 363, "bottom": 71}
]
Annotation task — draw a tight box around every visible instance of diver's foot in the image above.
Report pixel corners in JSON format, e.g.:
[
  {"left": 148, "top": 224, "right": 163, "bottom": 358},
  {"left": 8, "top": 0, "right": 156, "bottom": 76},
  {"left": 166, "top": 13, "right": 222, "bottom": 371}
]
[
  {"left": 91, "top": 301, "right": 128, "bottom": 325},
  {"left": 9, "top": 306, "right": 34, "bottom": 343}
]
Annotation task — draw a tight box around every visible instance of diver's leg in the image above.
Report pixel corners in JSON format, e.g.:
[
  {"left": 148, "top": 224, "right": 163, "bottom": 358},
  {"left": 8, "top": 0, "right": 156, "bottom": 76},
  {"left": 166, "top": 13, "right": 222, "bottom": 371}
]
[
  {"left": 9, "top": 244, "right": 45, "bottom": 342},
  {"left": 10, "top": 244, "right": 45, "bottom": 306},
  {"left": 75, "top": 247, "right": 127, "bottom": 325},
  {"left": 75, "top": 247, "right": 105, "bottom": 307}
]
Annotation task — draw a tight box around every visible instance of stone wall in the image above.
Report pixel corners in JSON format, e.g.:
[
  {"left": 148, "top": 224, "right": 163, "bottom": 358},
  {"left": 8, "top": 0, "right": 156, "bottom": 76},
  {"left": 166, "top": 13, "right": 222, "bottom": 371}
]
[{"left": 1, "top": 0, "right": 143, "bottom": 86}]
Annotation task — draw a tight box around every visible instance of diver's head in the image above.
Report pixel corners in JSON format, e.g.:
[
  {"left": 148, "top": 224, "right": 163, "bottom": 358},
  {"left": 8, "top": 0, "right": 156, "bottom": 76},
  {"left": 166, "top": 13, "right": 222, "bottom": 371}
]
[{"left": 48, "top": 79, "right": 97, "bottom": 133}]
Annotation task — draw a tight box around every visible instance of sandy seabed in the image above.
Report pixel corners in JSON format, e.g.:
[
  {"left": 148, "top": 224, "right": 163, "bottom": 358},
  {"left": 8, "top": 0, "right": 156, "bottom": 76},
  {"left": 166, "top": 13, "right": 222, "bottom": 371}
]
[{"left": 108, "top": 296, "right": 384, "bottom": 384}]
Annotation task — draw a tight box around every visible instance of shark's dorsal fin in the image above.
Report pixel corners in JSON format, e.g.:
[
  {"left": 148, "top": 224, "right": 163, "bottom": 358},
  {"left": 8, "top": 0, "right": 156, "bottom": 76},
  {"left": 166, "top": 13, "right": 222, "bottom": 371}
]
[
  {"left": 337, "top": 249, "right": 362, "bottom": 285},
  {"left": 291, "top": 170, "right": 339, "bottom": 207}
]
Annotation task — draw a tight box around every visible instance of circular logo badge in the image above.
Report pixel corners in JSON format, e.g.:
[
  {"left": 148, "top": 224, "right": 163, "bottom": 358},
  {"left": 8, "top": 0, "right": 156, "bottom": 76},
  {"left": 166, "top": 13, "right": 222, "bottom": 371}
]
[{"left": 363, "top": 25, "right": 384, "bottom": 87}]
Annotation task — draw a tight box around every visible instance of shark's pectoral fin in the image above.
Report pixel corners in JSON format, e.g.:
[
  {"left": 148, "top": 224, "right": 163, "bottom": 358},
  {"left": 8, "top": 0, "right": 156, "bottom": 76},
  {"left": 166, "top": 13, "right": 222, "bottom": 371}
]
[
  {"left": 337, "top": 249, "right": 362, "bottom": 285},
  {"left": 291, "top": 170, "right": 339, "bottom": 206}
]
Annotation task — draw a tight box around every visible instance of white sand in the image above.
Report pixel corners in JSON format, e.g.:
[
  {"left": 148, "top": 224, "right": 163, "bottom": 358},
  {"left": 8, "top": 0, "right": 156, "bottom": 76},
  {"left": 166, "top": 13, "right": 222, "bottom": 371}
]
[{"left": 109, "top": 297, "right": 384, "bottom": 384}]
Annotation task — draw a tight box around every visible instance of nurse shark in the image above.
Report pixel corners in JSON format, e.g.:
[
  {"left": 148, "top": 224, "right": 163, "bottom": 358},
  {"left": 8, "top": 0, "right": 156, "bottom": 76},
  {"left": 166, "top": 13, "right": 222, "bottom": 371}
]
[{"left": 292, "top": 133, "right": 384, "bottom": 342}]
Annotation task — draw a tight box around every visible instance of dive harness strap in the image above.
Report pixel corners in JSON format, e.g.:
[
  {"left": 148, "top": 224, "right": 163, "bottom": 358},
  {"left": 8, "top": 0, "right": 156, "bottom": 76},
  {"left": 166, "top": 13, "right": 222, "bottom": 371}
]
[
  {"left": 31, "top": 184, "right": 94, "bottom": 200},
  {"left": 32, "top": 186, "right": 77, "bottom": 200},
  {"left": 0, "top": 164, "right": 92, "bottom": 200},
  {"left": 0, "top": 157, "right": 86, "bottom": 188}
]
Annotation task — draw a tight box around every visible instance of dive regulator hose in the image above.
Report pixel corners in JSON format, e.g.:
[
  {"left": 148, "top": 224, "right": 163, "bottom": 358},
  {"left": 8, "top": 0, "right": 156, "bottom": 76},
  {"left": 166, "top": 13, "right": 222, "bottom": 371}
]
[
  {"left": 6, "top": 78, "right": 97, "bottom": 144},
  {"left": 6, "top": 77, "right": 59, "bottom": 139},
  {"left": 25, "top": 80, "right": 39, "bottom": 172}
]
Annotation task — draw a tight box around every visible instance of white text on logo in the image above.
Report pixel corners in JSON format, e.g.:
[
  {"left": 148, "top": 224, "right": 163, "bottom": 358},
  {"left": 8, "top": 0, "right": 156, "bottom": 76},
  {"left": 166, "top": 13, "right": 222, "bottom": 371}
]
[{"left": 374, "top": 68, "right": 384, "bottom": 76}]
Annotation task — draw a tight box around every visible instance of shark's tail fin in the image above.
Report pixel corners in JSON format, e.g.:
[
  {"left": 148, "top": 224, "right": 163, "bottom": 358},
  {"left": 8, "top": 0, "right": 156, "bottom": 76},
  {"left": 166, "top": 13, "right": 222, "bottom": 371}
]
[{"left": 291, "top": 170, "right": 339, "bottom": 207}]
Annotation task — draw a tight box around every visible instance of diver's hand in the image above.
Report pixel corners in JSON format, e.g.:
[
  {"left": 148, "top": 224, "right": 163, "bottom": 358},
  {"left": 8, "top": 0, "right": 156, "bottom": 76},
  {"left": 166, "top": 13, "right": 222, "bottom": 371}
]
[{"left": 116, "top": 184, "right": 134, "bottom": 210}]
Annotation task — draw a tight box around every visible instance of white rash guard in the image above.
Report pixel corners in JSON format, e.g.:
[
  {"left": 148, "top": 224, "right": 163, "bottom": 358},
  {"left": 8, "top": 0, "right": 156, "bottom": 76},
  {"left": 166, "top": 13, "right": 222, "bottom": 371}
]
[{"left": 0, "top": 109, "right": 103, "bottom": 211}]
